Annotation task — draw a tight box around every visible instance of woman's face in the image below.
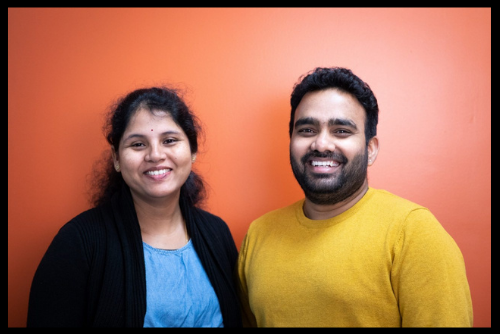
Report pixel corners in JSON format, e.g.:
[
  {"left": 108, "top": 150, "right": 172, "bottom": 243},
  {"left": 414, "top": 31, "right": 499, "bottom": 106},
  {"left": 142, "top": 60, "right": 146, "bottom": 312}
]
[{"left": 113, "top": 108, "right": 195, "bottom": 205}]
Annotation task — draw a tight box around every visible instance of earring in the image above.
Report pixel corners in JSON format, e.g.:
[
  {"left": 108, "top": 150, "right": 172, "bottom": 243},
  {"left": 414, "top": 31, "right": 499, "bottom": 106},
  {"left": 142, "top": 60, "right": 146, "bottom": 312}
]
[
  {"left": 114, "top": 162, "right": 120, "bottom": 172},
  {"left": 191, "top": 155, "right": 197, "bottom": 163}
]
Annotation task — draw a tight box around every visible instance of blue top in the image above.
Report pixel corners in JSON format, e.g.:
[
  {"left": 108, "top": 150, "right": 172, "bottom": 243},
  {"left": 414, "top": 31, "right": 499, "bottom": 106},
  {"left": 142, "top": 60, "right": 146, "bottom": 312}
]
[{"left": 142, "top": 240, "right": 223, "bottom": 327}]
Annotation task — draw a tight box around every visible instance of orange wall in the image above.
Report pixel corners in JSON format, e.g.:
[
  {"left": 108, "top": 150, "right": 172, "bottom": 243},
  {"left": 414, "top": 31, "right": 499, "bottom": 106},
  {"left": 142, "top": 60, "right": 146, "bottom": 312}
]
[{"left": 8, "top": 8, "right": 491, "bottom": 327}]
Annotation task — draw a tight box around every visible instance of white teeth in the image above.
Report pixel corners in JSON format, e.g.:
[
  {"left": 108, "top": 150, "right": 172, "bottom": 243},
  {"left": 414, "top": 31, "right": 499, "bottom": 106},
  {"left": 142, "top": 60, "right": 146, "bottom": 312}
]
[
  {"left": 146, "top": 169, "right": 169, "bottom": 175},
  {"left": 311, "top": 161, "right": 338, "bottom": 167}
]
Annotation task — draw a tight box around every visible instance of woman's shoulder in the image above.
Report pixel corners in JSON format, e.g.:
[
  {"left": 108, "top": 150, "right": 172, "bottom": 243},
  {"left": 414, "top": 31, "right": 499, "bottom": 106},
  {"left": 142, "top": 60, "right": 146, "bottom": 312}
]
[
  {"left": 191, "top": 207, "right": 232, "bottom": 234},
  {"left": 193, "top": 207, "right": 226, "bottom": 225},
  {"left": 194, "top": 206, "right": 222, "bottom": 220},
  {"left": 57, "top": 204, "right": 112, "bottom": 241}
]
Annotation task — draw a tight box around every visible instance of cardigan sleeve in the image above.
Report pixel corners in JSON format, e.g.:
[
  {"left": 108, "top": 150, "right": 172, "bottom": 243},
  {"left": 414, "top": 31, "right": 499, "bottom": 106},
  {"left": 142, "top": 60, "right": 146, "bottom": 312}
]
[{"left": 27, "top": 220, "right": 90, "bottom": 327}]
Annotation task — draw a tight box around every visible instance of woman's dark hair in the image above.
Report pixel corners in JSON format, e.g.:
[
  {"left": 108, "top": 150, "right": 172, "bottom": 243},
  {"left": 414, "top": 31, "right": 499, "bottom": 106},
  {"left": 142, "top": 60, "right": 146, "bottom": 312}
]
[
  {"left": 289, "top": 67, "right": 379, "bottom": 143},
  {"left": 89, "top": 86, "right": 206, "bottom": 208}
]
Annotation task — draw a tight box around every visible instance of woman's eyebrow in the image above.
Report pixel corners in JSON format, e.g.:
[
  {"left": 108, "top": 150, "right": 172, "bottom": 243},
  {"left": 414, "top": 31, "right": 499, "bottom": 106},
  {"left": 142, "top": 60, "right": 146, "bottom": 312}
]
[
  {"left": 122, "top": 133, "right": 145, "bottom": 142},
  {"left": 122, "top": 130, "right": 182, "bottom": 142}
]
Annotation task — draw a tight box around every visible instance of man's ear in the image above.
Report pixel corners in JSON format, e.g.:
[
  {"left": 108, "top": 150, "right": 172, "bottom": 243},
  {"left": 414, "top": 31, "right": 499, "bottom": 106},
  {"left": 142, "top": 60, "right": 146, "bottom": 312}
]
[{"left": 367, "top": 136, "right": 379, "bottom": 166}]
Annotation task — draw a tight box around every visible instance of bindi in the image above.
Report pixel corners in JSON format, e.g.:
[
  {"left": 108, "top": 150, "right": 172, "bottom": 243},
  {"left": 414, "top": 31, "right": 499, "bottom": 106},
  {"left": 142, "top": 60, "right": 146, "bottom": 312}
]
[{"left": 151, "top": 129, "right": 153, "bottom": 131}]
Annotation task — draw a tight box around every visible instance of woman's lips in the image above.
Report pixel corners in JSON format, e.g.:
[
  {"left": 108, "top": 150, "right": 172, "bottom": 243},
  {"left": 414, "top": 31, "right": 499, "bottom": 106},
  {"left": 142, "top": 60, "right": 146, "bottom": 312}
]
[
  {"left": 144, "top": 167, "right": 172, "bottom": 180},
  {"left": 144, "top": 168, "right": 171, "bottom": 176}
]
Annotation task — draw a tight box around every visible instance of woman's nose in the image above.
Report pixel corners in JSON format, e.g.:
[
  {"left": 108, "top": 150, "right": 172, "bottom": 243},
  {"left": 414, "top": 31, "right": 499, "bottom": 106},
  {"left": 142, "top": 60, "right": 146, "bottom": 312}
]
[{"left": 146, "top": 143, "right": 166, "bottom": 162}]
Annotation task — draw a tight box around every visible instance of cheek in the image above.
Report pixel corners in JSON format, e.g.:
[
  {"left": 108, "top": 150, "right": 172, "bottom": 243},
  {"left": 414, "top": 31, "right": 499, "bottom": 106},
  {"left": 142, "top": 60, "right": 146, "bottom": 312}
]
[
  {"left": 342, "top": 140, "right": 367, "bottom": 157},
  {"left": 118, "top": 151, "right": 141, "bottom": 169},
  {"left": 169, "top": 149, "right": 193, "bottom": 170},
  {"left": 290, "top": 139, "right": 309, "bottom": 157}
]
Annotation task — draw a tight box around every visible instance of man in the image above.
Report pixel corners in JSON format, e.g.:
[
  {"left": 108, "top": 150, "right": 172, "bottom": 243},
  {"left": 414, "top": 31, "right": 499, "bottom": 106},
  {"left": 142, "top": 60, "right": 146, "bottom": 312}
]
[{"left": 237, "top": 67, "right": 473, "bottom": 327}]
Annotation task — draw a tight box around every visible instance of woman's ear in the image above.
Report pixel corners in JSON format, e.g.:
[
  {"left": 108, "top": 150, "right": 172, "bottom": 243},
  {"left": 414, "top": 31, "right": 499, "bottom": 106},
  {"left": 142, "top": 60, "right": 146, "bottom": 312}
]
[{"left": 111, "top": 147, "right": 120, "bottom": 172}]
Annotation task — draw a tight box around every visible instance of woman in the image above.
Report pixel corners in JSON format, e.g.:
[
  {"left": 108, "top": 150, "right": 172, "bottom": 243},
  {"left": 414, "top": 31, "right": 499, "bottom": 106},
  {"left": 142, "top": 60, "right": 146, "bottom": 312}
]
[{"left": 27, "top": 87, "right": 242, "bottom": 327}]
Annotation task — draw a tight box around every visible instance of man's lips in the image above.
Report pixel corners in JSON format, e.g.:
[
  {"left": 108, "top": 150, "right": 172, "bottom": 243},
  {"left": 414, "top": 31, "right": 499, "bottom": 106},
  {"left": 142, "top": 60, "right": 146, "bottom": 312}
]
[
  {"left": 310, "top": 160, "right": 340, "bottom": 167},
  {"left": 302, "top": 152, "right": 347, "bottom": 166}
]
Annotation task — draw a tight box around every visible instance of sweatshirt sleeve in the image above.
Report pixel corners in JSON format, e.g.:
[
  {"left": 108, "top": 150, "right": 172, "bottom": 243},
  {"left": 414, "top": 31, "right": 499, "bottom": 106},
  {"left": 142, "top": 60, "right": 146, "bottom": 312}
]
[
  {"left": 27, "top": 221, "right": 90, "bottom": 327},
  {"left": 391, "top": 208, "right": 473, "bottom": 327},
  {"left": 236, "top": 233, "right": 258, "bottom": 327}
]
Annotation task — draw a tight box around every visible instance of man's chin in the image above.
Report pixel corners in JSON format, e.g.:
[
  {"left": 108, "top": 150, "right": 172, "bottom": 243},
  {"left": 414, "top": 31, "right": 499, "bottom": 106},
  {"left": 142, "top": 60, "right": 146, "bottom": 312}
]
[
  {"left": 303, "top": 192, "right": 338, "bottom": 205},
  {"left": 301, "top": 182, "right": 341, "bottom": 197},
  {"left": 304, "top": 174, "right": 341, "bottom": 189},
  {"left": 308, "top": 172, "right": 338, "bottom": 179}
]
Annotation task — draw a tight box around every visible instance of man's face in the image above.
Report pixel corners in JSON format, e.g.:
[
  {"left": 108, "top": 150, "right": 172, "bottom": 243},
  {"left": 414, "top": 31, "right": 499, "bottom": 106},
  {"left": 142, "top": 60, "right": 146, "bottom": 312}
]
[{"left": 290, "top": 88, "right": 373, "bottom": 205}]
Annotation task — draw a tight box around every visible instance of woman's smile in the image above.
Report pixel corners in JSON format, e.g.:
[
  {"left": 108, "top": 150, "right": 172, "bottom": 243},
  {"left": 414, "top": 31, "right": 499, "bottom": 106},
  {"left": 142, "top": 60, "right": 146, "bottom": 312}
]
[
  {"left": 115, "top": 108, "right": 193, "bottom": 202},
  {"left": 144, "top": 168, "right": 172, "bottom": 180}
]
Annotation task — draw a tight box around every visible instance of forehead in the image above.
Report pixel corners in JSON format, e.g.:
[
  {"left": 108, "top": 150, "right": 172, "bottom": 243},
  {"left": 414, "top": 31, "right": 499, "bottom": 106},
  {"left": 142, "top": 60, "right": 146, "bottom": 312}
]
[
  {"left": 126, "top": 108, "right": 181, "bottom": 131},
  {"left": 295, "top": 88, "right": 366, "bottom": 127}
]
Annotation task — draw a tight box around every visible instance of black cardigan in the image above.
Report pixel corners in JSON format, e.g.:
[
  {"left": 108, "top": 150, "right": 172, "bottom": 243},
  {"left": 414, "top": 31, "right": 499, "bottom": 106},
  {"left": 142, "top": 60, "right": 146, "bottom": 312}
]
[{"left": 27, "top": 184, "right": 242, "bottom": 327}]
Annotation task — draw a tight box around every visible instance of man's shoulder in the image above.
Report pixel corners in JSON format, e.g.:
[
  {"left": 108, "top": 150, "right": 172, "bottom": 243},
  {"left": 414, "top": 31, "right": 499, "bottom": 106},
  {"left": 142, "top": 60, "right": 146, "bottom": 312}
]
[{"left": 369, "top": 188, "right": 427, "bottom": 211}]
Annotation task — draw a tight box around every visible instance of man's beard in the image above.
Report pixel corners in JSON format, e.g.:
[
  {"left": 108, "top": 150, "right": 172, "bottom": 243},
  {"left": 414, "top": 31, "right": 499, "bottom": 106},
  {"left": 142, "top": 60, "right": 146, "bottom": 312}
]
[{"left": 290, "top": 148, "right": 368, "bottom": 205}]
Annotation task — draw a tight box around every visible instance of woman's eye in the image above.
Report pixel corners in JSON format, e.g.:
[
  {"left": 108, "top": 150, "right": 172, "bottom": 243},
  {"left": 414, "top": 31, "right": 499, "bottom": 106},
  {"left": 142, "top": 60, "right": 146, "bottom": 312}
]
[
  {"left": 164, "top": 138, "right": 177, "bottom": 144},
  {"left": 131, "top": 142, "right": 145, "bottom": 147}
]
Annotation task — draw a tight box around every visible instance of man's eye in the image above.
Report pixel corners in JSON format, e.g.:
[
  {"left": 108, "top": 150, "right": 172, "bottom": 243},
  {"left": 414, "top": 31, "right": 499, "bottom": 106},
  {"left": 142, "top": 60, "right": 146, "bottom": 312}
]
[{"left": 334, "top": 129, "right": 352, "bottom": 136}]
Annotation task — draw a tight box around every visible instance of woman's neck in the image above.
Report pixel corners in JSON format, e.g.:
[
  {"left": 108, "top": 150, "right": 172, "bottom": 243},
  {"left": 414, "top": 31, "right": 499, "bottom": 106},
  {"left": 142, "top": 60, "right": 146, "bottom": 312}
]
[{"left": 131, "top": 193, "right": 189, "bottom": 249}]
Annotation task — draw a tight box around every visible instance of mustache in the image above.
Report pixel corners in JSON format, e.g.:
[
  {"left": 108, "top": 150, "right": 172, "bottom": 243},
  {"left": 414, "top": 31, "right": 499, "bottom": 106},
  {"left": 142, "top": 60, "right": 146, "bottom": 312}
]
[{"left": 300, "top": 151, "right": 348, "bottom": 165}]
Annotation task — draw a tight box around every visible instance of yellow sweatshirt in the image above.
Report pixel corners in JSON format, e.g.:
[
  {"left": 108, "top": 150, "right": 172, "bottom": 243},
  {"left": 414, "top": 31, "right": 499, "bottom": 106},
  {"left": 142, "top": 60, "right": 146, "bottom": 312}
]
[{"left": 237, "top": 187, "right": 473, "bottom": 327}]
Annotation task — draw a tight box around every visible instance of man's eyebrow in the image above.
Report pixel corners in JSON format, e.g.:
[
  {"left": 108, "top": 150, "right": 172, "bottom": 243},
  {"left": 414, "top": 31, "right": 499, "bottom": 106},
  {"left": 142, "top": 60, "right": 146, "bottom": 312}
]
[
  {"left": 328, "top": 118, "right": 358, "bottom": 129},
  {"left": 294, "top": 117, "right": 358, "bottom": 130},
  {"left": 294, "top": 117, "right": 319, "bottom": 128}
]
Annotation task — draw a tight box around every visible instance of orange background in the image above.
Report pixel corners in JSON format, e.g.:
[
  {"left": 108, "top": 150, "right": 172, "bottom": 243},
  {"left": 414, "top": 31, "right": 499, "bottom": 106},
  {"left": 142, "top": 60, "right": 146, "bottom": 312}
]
[{"left": 8, "top": 8, "right": 491, "bottom": 327}]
